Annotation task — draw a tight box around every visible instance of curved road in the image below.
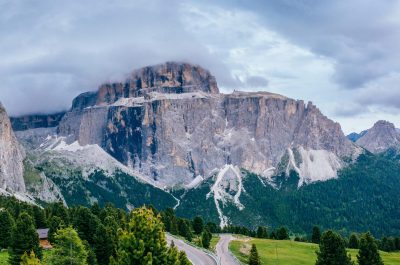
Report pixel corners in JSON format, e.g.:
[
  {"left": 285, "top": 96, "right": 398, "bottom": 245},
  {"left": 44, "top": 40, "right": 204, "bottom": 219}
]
[
  {"left": 216, "top": 234, "right": 240, "bottom": 265},
  {"left": 166, "top": 234, "right": 219, "bottom": 265}
]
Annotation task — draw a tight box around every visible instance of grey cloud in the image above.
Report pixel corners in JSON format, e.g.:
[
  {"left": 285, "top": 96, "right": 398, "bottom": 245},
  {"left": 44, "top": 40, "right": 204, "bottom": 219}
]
[
  {"left": 215, "top": 0, "right": 400, "bottom": 89},
  {"left": 0, "top": 0, "right": 235, "bottom": 116},
  {"left": 333, "top": 104, "right": 367, "bottom": 118},
  {"left": 244, "top": 75, "right": 269, "bottom": 88}
]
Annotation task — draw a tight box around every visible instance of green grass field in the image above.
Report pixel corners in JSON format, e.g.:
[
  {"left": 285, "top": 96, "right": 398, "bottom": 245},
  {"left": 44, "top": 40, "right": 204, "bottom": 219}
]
[{"left": 230, "top": 238, "right": 400, "bottom": 265}]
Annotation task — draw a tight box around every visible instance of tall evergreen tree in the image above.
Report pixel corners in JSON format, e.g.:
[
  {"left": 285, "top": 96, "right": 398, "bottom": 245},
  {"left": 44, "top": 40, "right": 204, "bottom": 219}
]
[
  {"left": 48, "top": 216, "right": 64, "bottom": 244},
  {"left": 192, "top": 216, "right": 204, "bottom": 235},
  {"left": 71, "top": 207, "right": 100, "bottom": 245},
  {"left": 0, "top": 209, "right": 15, "bottom": 249},
  {"left": 32, "top": 207, "right": 47, "bottom": 229},
  {"left": 276, "top": 226, "right": 289, "bottom": 240},
  {"left": 256, "top": 227, "right": 268, "bottom": 239},
  {"left": 357, "top": 232, "right": 383, "bottom": 265},
  {"left": 47, "top": 227, "right": 88, "bottom": 265},
  {"left": 9, "top": 212, "right": 42, "bottom": 265},
  {"left": 178, "top": 219, "right": 193, "bottom": 242},
  {"left": 93, "top": 224, "right": 114, "bottom": 265},
  {"left": 349, "top": 233, "right": 360, "bottom": 249},
  {"left": 110, "top": 207, "right": 169, "bottom": 265},
  {"left": 248, "top": 244, "right": 261, "bottom": 265},
  {"left": 312, "top": 226, "right": 321, "bottom": 244},
  {"left": 201, "top": 229, "right": 212, "bottom": 249},
  {"left": 315, "top": 230, "right": 353, "bottom": 265},
  {"left": 20, "top": 251, "right": 41, "bottom": 265}
]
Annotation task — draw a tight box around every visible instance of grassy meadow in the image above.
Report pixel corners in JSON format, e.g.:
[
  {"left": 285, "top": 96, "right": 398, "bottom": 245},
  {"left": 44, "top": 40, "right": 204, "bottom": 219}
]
[{"left": 230, "top": 238, "right": 400, "bottom": 265}]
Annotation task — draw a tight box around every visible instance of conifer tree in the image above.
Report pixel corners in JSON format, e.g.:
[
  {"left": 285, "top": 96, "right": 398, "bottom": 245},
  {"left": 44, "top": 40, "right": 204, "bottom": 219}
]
[
  {"left": 110, "top": 207, "right": 169, "bottom": 265},
  {"left": 248, "top": 244, "right": 260, "bottom": 265},
  {"left": 72, "top": 206, "right": 100, "bottom": 245},
  {"left": 276, "top": 226, "right": 289, "bottom": 240},
  {"left": 20, "top": 251, "right": 40, "bottom": 265},
  {"left": 9, "top": 212, "right": 42, "bottom": 265},
  {"left": 93, "top": 224, "right": 114, "bottom": 265},
  {"left": 312, "top": 226, "right": 321, "bottom": 244},
  {"left": 48, "top": 216, "right": 64, "bottom": 244},
  {"left": 201, "top": 229, "right": 212, "bottom": 249},
  {"left": 0, "top": 209, "right": 15, "bottom": 249},
  {"left": 349, "top": 233, "right": 360, "bottom": 249},
  {"left": 32, "top": 207, "right": 47, "bottom": 229},
  {"left": 178, "top": 219, "right": 193, "bottom": 242},
  {"left": 47, "top": 227, "right": 88, "bottom": 265},
  {"left": 315, "top": 230, "right": 353, "bottom": 265},
  {"left": 192, "top": 216, "right": 204, "bottom": 235},
  {"left": 357, "top": 232, "right": 383, "bottom": 265},
  {"left": 256, "top": 227, "right": 268, "bottom": 239}
]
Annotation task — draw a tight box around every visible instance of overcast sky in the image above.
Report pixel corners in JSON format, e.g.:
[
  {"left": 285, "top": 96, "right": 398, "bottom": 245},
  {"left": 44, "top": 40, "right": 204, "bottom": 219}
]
[{"left": 1, "top": 0, "right": 400, "bottom": 133}]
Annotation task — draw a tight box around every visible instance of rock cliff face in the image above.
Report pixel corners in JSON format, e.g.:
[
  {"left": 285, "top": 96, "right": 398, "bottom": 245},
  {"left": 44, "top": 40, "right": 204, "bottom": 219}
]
[
  {"left": 71, "top": 62, "right": 219, "bottom": 110},
  {"left": 54, "top": 62, "right": 359, "bottom": 187},
  {"left": 11, "top": 112, "right": 65, "bottom": 131},
  {"left": 356, "top": 120, "right": 400, "bottom": 153},
  {"left": 0, "top": 103, "right": 26, "bottom": 192}
]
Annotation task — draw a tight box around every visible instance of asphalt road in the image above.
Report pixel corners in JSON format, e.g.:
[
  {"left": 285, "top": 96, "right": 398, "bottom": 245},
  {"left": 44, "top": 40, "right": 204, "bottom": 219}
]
[
  {"left": 216, "top": 234, "right": 240, "bottom": 265},
  {"left": 166, "top": 234, "right": 219, "bottom": 265}
]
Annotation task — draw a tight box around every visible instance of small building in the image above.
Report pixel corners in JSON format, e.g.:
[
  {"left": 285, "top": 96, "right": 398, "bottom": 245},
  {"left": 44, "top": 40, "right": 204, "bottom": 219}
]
[{"left": 37, "top": 228, "right": 52, "bottom": 249}]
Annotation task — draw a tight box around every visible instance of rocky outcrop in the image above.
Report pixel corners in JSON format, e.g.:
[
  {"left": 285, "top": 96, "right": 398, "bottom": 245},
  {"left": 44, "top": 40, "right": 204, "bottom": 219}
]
[
  {"left": 0, "top": 103, "right": 26, "bottom": 192},
  {"left": 54, "top": 63, "right": 359, "bottom": 187},
  {"left": 71, "top": 62, "right": 219, "bottom": 110},
  {"left": 11, "top": 112, "right": 65, "bottom": 131},
  {"left": 356, "top": 120, "right": 400, "bottom": 153}
]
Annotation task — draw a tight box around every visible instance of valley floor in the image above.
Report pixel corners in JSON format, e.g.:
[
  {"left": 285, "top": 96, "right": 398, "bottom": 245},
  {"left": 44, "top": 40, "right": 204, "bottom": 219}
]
[{"left": 229, "top": 238, "right": 400, "bottom": 265}]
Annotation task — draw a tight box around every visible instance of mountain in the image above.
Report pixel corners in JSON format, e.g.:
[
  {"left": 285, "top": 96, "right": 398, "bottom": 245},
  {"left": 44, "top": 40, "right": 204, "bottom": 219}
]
[
  {"left": 347, "top": 131, "right": 367, "bottom": 142},
  {"left": 51, "top": 62, "right": 359, "bottom": 189},
  {"left": 355, "top": 120, "right": 400, "bottom": 153},
  {"left": 5, "top": 62, "right": 399, "bottom": 236},
  {"left": 0, "top": 103, "right": 26, "bottom": 194}
]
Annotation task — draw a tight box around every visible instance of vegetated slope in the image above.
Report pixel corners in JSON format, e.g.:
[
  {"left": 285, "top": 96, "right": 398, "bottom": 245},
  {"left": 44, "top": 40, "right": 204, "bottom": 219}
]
[
  {"left": 230, "top": 238, "right": 400, "bottom": 265},
  {"left": 176, "top": 152, "right": 400, "bottom": 237}
]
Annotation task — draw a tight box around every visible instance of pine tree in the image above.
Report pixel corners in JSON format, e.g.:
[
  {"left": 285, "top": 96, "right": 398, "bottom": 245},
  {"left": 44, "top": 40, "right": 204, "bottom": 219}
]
[
  {"left": 71, "top": 207, "right": 100, "bottom": 245},
  {"left": 312, "top": 226, "right": 321, "bottom": 244},
  {"left": 192, "top": 216, "right": 204, "bottom": 235},
  {"left": 276, "top": 226, "right": 289, "bottom": 240},
  {"left": 178, "top": 219, "right": 193, "bottom": 242},
  {"left": 32, "top": 207, "right": 47, "bottom": 229},
  {"left": 47, "top": 227, "right": 88, "bottom": 265},
  {"left": 315, "top": 230, "right": 353, "bottom": 265},
  {"left": 349, "top": 233, "right": 360, "bottom": 249},
  {"left": 20, "top": 251, "right": 40, "bottom": 265},
  {"left": 201, "top": 229, "right": 212, "bottom": 249},
  {"left": 248, "top": 244, "right": 260, "bottom": 265},
  {"left": 48, "top": 216, "right": 64, "bottom": 244},
  {"left": 256, "top": 227, "right": 268, "bottom": 239},
  {"left": 0, "top": 209, "right": 15, "bottom": 249},
  {"left": 110, "top": 207, "right": 169, "bottom": 265},
  {"left": 357, "top": 232, "right": 383, "bottom": 265},
  {"left": 93, "top": 224, "right": 114, "bottom": 265},
  {"left": 9, "top": 212, "right": 42, "bottom": 265}
]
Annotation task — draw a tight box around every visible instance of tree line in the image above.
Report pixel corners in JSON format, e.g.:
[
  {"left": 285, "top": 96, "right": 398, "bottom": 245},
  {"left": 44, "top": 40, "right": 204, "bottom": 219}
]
[{"left": 0, "top": 196, "right": 191, "bottom": 265}]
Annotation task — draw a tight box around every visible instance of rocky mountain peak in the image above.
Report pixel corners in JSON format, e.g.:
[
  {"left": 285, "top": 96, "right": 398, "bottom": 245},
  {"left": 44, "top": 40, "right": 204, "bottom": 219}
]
[
  {"left": 0, "top": 103, "right": 26, "bottom": 193},
  {"left": 356, "top": 120, "right": 400, "bottom": 153},
  {"left": 72, "top": 62, "right": 219, "bottom": 110}
]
